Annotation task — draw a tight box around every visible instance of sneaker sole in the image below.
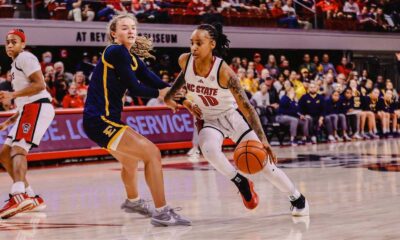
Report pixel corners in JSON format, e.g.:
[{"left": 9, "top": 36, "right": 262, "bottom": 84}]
[
  {"left": 151, "top": 219, "right": 192, "bottom": 227},
  {"left": 1, "top": 200, "right": 34, "bottom": 219},
  {"left": 27, "top": 203, "right": 47, "bottom": 212}
]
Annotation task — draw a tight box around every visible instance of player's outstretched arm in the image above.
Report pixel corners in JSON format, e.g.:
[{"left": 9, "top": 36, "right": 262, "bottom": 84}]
[
  {"left": 220, "top": 62, "right": 277, "bottom": 163},
  {"left": 0, "top": 70, "right": 45, "bottom": 102}
]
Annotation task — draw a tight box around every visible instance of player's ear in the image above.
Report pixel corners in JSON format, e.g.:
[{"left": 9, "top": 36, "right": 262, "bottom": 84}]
[
  {"left": 210, "top": 39, "right": 216, "bottom": 50},
  {"left": 21, "top": 41, "right": 26, "bottom": 49}
]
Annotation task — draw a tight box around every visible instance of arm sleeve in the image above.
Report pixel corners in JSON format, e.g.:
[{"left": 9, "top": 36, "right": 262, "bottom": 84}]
[
  {"left": 135, "top": 56, "right": 170, "bottom": 89},
  {"left": 107, "top": 46, "right": 159, "bottom": 99}
]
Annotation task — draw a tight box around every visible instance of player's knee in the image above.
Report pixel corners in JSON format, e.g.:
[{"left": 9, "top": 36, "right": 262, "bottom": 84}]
[{"left": 10, "top": 146, "right": 27, "bottom": 160}]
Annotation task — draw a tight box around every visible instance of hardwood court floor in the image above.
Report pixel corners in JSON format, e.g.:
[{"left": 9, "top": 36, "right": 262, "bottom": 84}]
[{"left": 1, "top": 139, "right": 400, "bottom": 240}]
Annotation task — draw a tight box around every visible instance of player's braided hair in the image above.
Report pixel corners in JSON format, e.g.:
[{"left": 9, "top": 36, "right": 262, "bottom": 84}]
[
  {"left": 197, "top": 23, "right": 230, "bottom": 58},
  {"left": 107, "top": 14, "right": 155, "bottom": 59}
]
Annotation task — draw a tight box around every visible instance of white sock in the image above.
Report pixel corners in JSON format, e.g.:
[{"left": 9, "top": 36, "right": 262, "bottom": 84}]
[
  {"left": 156, "top": 205, "right": 168, "bottom": 212},
  {"left": 128, "top": 196, "right": 140, "bottom": 202},
  {"left": 288, "top": 189, "right": 301, "bottom": 201},
  {"left": 11, "top": 182, "right": 25, "bottom": 195},
  {"left": 262, "top": 162, "right": 297, "bottom": 196},
  {"left": 25, "top": 186, "right": 35, "bottom": 197}
]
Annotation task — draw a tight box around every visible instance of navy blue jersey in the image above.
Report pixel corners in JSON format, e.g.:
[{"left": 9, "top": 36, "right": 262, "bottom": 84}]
[
  {"left": 298, "top": 93, "right": 325, "bottom": 118},
  {"left": 278, "top": 95, "right": 300, "bottom": 117},
  {"left": 362, "top": 96, "right": 382, "bottom": 113},
  {"left": 83, "top": 44, "right": 168, "bottom": 121},
  {"left": 340, "top": 96, "right": 353, "bottom": 114},
  {"left": 324, "top": 97, "right": 341, "bottom": 115},
  {"left": 377, "top": 99, "right": 397, "bottom": 113}
]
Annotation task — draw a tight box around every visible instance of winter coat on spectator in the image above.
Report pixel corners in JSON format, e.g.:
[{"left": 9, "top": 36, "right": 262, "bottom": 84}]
[{"left": 299, "top": 93, "right": 325, "bottom": 118}]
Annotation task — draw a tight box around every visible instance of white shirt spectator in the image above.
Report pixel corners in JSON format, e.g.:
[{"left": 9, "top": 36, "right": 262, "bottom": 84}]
[
  {"left": 251, "top": 91, "right": 270, "bottom": 107},
  {"left": 146, "top": 97, "right": 165, "bottom": 106},
  {"left": 282, "top": 4, "right": 296, "bottom": 16},
  {"left": 343, "top": 1, "right": 360, "bottom": 14}
]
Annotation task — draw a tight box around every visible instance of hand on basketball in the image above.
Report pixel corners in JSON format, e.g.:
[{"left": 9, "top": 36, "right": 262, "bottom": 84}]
[
  {"left": 262, "top": 141, "right": 277, "bottom": 164},
  {"left": 0, "top": 91, "right": 14, "bottom": 102}
]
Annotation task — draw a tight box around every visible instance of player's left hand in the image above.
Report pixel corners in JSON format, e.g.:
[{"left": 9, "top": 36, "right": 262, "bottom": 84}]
[
  {"left": 262, "top": 140, "right": 277, "bottom": 164},
  {"left": 165, "top": 98, "right": 179, "bottom": 113},
  {"left": 0, "top": 91, "right": 14, "bottom": 102}
]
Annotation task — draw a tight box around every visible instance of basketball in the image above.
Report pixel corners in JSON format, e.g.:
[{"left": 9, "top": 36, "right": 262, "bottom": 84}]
[{"left": 233, "top": 140, "right": 267, "bottom": 174}]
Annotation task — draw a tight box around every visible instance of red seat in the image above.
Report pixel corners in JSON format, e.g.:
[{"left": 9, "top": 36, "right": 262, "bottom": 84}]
[{"left": 0, "top": 5, "right": 15, "bottom": 18}]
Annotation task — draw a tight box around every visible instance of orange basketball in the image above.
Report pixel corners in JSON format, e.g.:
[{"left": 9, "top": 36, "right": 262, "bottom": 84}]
[{"left": 233, "top": 140, "right": 267, "bottom": 174}]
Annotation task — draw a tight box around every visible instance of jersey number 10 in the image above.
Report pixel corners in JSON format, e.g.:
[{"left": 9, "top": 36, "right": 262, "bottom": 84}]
[{"left": 198, "top": 95, "right": 219, "bottom": 107}]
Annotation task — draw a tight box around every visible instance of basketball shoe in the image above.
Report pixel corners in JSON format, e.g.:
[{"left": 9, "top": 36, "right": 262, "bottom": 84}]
[
  {"left": 151, "top": 206, "right": 191, "bottom": 226},
  {"left": 27, "top": 195, "right": 46, "bottom": 212},
  {"left": 290, "top": 194, "right": 309, "bottom": 217},
  {"left": 232, "top": 174, "right": 259, "bottom": 210},
  {"left": 121, "top": 199, "right": 154, "bottom": 217},
  {"left": 0, "top": 193, "right": 34, "bottom": 219}
]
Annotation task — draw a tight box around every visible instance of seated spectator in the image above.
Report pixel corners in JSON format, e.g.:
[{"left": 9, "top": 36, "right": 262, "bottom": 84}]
[
  {"left": 359, "top": 69, "right": 369, "bottom": 82},
  {"left": 0, "top": 71, "right": 13, "bottom": 92},
  {"left": 313, "top": 55, "right": 324, "bottom": 76},
  {"left": 379, "top": 89, "right": 398, "bottom": 136},
  {"left": 229, "top": 57, "right": 241, "bottom": 73},
  {"left": 316, "top": 0, "right": 341, "bottom": 19},
  {"left": 253, "top": 53, "right": 264, "bottom": 76},
  {"left": 322, "top": 73, "right": 335, "bottom": 98},
  {"left": 241, "top": 69, "right": 259, "bottom": 95},
  {"left": 241, "top": 57, "right": 248, "bottom": 69},
  {"left": 336, "top": 57, "right": 353, "bottom": 77},
  {"left": 67, "top": 0, "right": 94, "bottom": 22},
  {"left": 73, "top": 71, "right": 88, "bottom": 101},
  {"left": 265, "top": 54, "right": 279, "bottom": 78},
  {"left": 299, "top": 82, "right": 325, "bottom": 144},
  {"left": 375, "top": 75, "right": 385, "bottom": 92},
  {"left": 321, "top": 53, "right": 337, "bottom": 76},
  {"left": 358, "top": 6, "right": 378, "bottom": 30},
  {"left": 385, "top": 81, "right": 398, "bottom": 101},
  {"left": 361, "top": 87, "right": 380, "bottom": 138},
  {"left": 300, "top": 68, "right": 312, "bottom": 83},
  {"left": 186, "top": 0, "right": 205, "bottom": 15},
  {"left": 343, "top": 0, "right": 360, "bottom": 19},
  {"left": 259, "top": 68, "right": 271, "bottom": 85},
  {"left": 250, "top": 83, "right": 278, "bottom": 125},
  {"left": 272, "top": 0, "right": 299, "bottom": 28},
  {"left": 134, "top": 0, "right": 167, "bottom": 23},
  {"left": 54, "top": 61, "right": 73, "bottom": 83},
  {"left": 40, "top": 51, "right": 54, "bottom": 73},
  {"left": 62, "top": 83, "right": 84, "bottom": 108},
  {"left": 289, "top": 71, "right": 306, "bottom": 100},
  {"left": 341, "top": 87, "right": 363, "bottom": 139},
  {"left": 336, "top": 73, "right": 347, "bottom": 86},
  {"left": 375, "top": 7, "right": 390, "bottom": 31},
  {"left": 324, "top": 90, "right": 352, "bottom": 142},
  {"left": 97, "top": 0, "right": 127, "bottom": 21},
  {"left": 276, "top": 87, "right": 309, "bottom": 145},
  {"left": 299, "top": 54, "right": 317, "bottom": 77},
  {"left": 82, "top": 2, "right": 95, "bottom": 21},
  {"left": 283, "top": 0, "right": 312, "bottom": 29}
]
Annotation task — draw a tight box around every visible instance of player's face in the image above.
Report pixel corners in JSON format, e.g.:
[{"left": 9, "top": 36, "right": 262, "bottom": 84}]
[
  {"left": 5, "top": 34, "right": 25, "bottom": 59},
  {"left": 114, "top": 17, "right": 137, "bottom": 47},
  {"left": 190, "top": 30, "right": 215, "bottom": 59}
]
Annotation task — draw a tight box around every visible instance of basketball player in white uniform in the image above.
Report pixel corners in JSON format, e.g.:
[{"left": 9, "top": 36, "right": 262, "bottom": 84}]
[
  {"left": 0, "top": 29, "right": 54, "bottom": 219},
  {"left": 165, "top": 24, "right": 309, "bottom": 216}
]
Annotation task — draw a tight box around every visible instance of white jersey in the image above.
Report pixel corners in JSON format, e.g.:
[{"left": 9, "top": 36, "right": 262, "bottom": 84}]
[
  {"left": 184, "top": 54, "right": 237, "bottom": 120},
  {"left": 11, "top": 51, "right": 52, "bottom": 110}
]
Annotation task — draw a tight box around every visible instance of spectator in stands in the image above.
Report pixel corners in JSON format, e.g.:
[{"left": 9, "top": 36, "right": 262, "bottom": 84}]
[
  {"left": 299, "top": 82, "right": 325, "bottom": 144},
  {"left": 187, "top": 0, "right": 205, "bottom": 15},
  {"left": 134, "top": 0, "right": 167, "bottom": 23},
  {"left": 97, "top": 0, "right": 127, "bottom": 21},
  {"left": 289, "top": 71, "right": 306, "bottom": 100},
  {"left": 276, "top": 87, "right": 309, "bottom": 145},
  {"left": 336, "top": 57, "right": 353, "bottom": 77},
  {"left": 73, "top": 71, "right": 88, "bottom": 101},
  {"left": 265, "top": 54, "right": 279, "bottom": 78},
  {"left": 324, "top": 90, "right": 352, "bottom": 142},
  {"left": 251, "top": 83, "right": 275, "bottom": 125},
  {"left": 322, "top": 73, "right": 335, "bottom": 98},
  {"left": 375, "top": 75, "right": 385, "bottom": 92},
  {"left": 359, "top": 69, "right": 368, "bottom": 82},
  {"left": 321, "top": 53, "right": 337, "bottom": 76},
  {"left": 241, "top": 57, "right": 248, "bottom": 69},
  {"left": 76, "top": 52, "right": 95, "bottom": 79},
  {"left": 54, "top": 61, "right": 73, "bottom": 83},
  {"left": 66, "top": 0, "right": 94, "bottom": 22},
  {"left": 379, "top": 89, "right": 398, "bottom": 136},
  {"left": 358, "top": 6, "right": 377, "bottom": 30},
  {"left": 336, "top": 73, "right": 347, "bottom": 86},
  {"left": 82, "top": 2, "right": 95, "bottom": 21},
  {"left": 229, "top": 57, "right": 241, "bottom": 73},
  {"left": 40, "top": 51, "right": 54, "bottom": 73},
  {"left": 241, "top": 69, "right": 259, "bottom": 94},
  {"left": 62, "top": 83, "right": 84, "bottom": 108},
  {"left": 253, "top": 53, "right": 264, "bottom": 76},
  {"left": 259, "top": 68, "right": 270, "bottom": 85},
  {"left": 161, "top": 73, "right": 172, "bottom": 83},
  {"left": 272, "top": 0, "right": 299, "bottom": 28},
  {"left": 361, "top": 87, "right": 380, "bottom": 138},
  {"left": 313, "top": 55, "right": 324, "bottom": 75},
  {"left": 299, "top": 54, "right": 317, "bottom": 77},
  {"left": 341, "top": 87, "right": 363, "bottom": 139},
  {"left": 0, "top": 71, "right": 13, "bottom": 92},
  {"left": 343, "top": 0, "right": 360, "bottom": 19},
  {"left": 316, "top": 0, "right": 341, "bottom": 19},
  {"left": 386, "top": 81, "right": 398, "bottom": 101},
  {"left": 279, "top": 59, "right": 290, "bottom": 73},
  {"left": 375, "top": 7, "right": 389, "bottom": 31}
]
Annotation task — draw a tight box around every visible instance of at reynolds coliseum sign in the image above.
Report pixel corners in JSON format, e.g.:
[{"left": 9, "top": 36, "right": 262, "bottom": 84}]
[{"left": 0, "top": 107, "right": 194, "bottom": 153}]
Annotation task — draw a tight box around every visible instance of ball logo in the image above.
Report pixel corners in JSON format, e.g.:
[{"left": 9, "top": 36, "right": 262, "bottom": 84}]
[{"left": 22, "top": 123, "right": 31, "bottom": 134}]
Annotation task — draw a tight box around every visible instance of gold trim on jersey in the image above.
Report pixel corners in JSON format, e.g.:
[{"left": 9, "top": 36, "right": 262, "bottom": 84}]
[
  {"left": 101, "top": 115, "right": 126, "bottom": 128},
  {"left": 107, "top": 126, "right": 128, "bottom": 150},
  {"left": 130, "top": 54, "right": 138, "bottom": 71},
  {"left": 101, "top": 45, "right": 116, "bottom": 116}
]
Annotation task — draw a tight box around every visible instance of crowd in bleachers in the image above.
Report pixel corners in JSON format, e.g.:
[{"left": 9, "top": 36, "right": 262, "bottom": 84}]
[
  {"left": 0, "top": 48, "right": 400, "bottom": 145},
  {"left": 1, "top": 0, "right": 400, "bottom": 32}
]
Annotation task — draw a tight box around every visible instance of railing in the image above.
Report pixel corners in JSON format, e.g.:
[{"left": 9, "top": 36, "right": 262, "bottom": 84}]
[{"left": 294, "top": 0, "right": 318, "bottom": 29}]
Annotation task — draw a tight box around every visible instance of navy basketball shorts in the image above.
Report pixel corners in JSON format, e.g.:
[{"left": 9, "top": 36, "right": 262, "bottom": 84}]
[{"left": 83, "top": 115, "right": 128, "bottom": 151}]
